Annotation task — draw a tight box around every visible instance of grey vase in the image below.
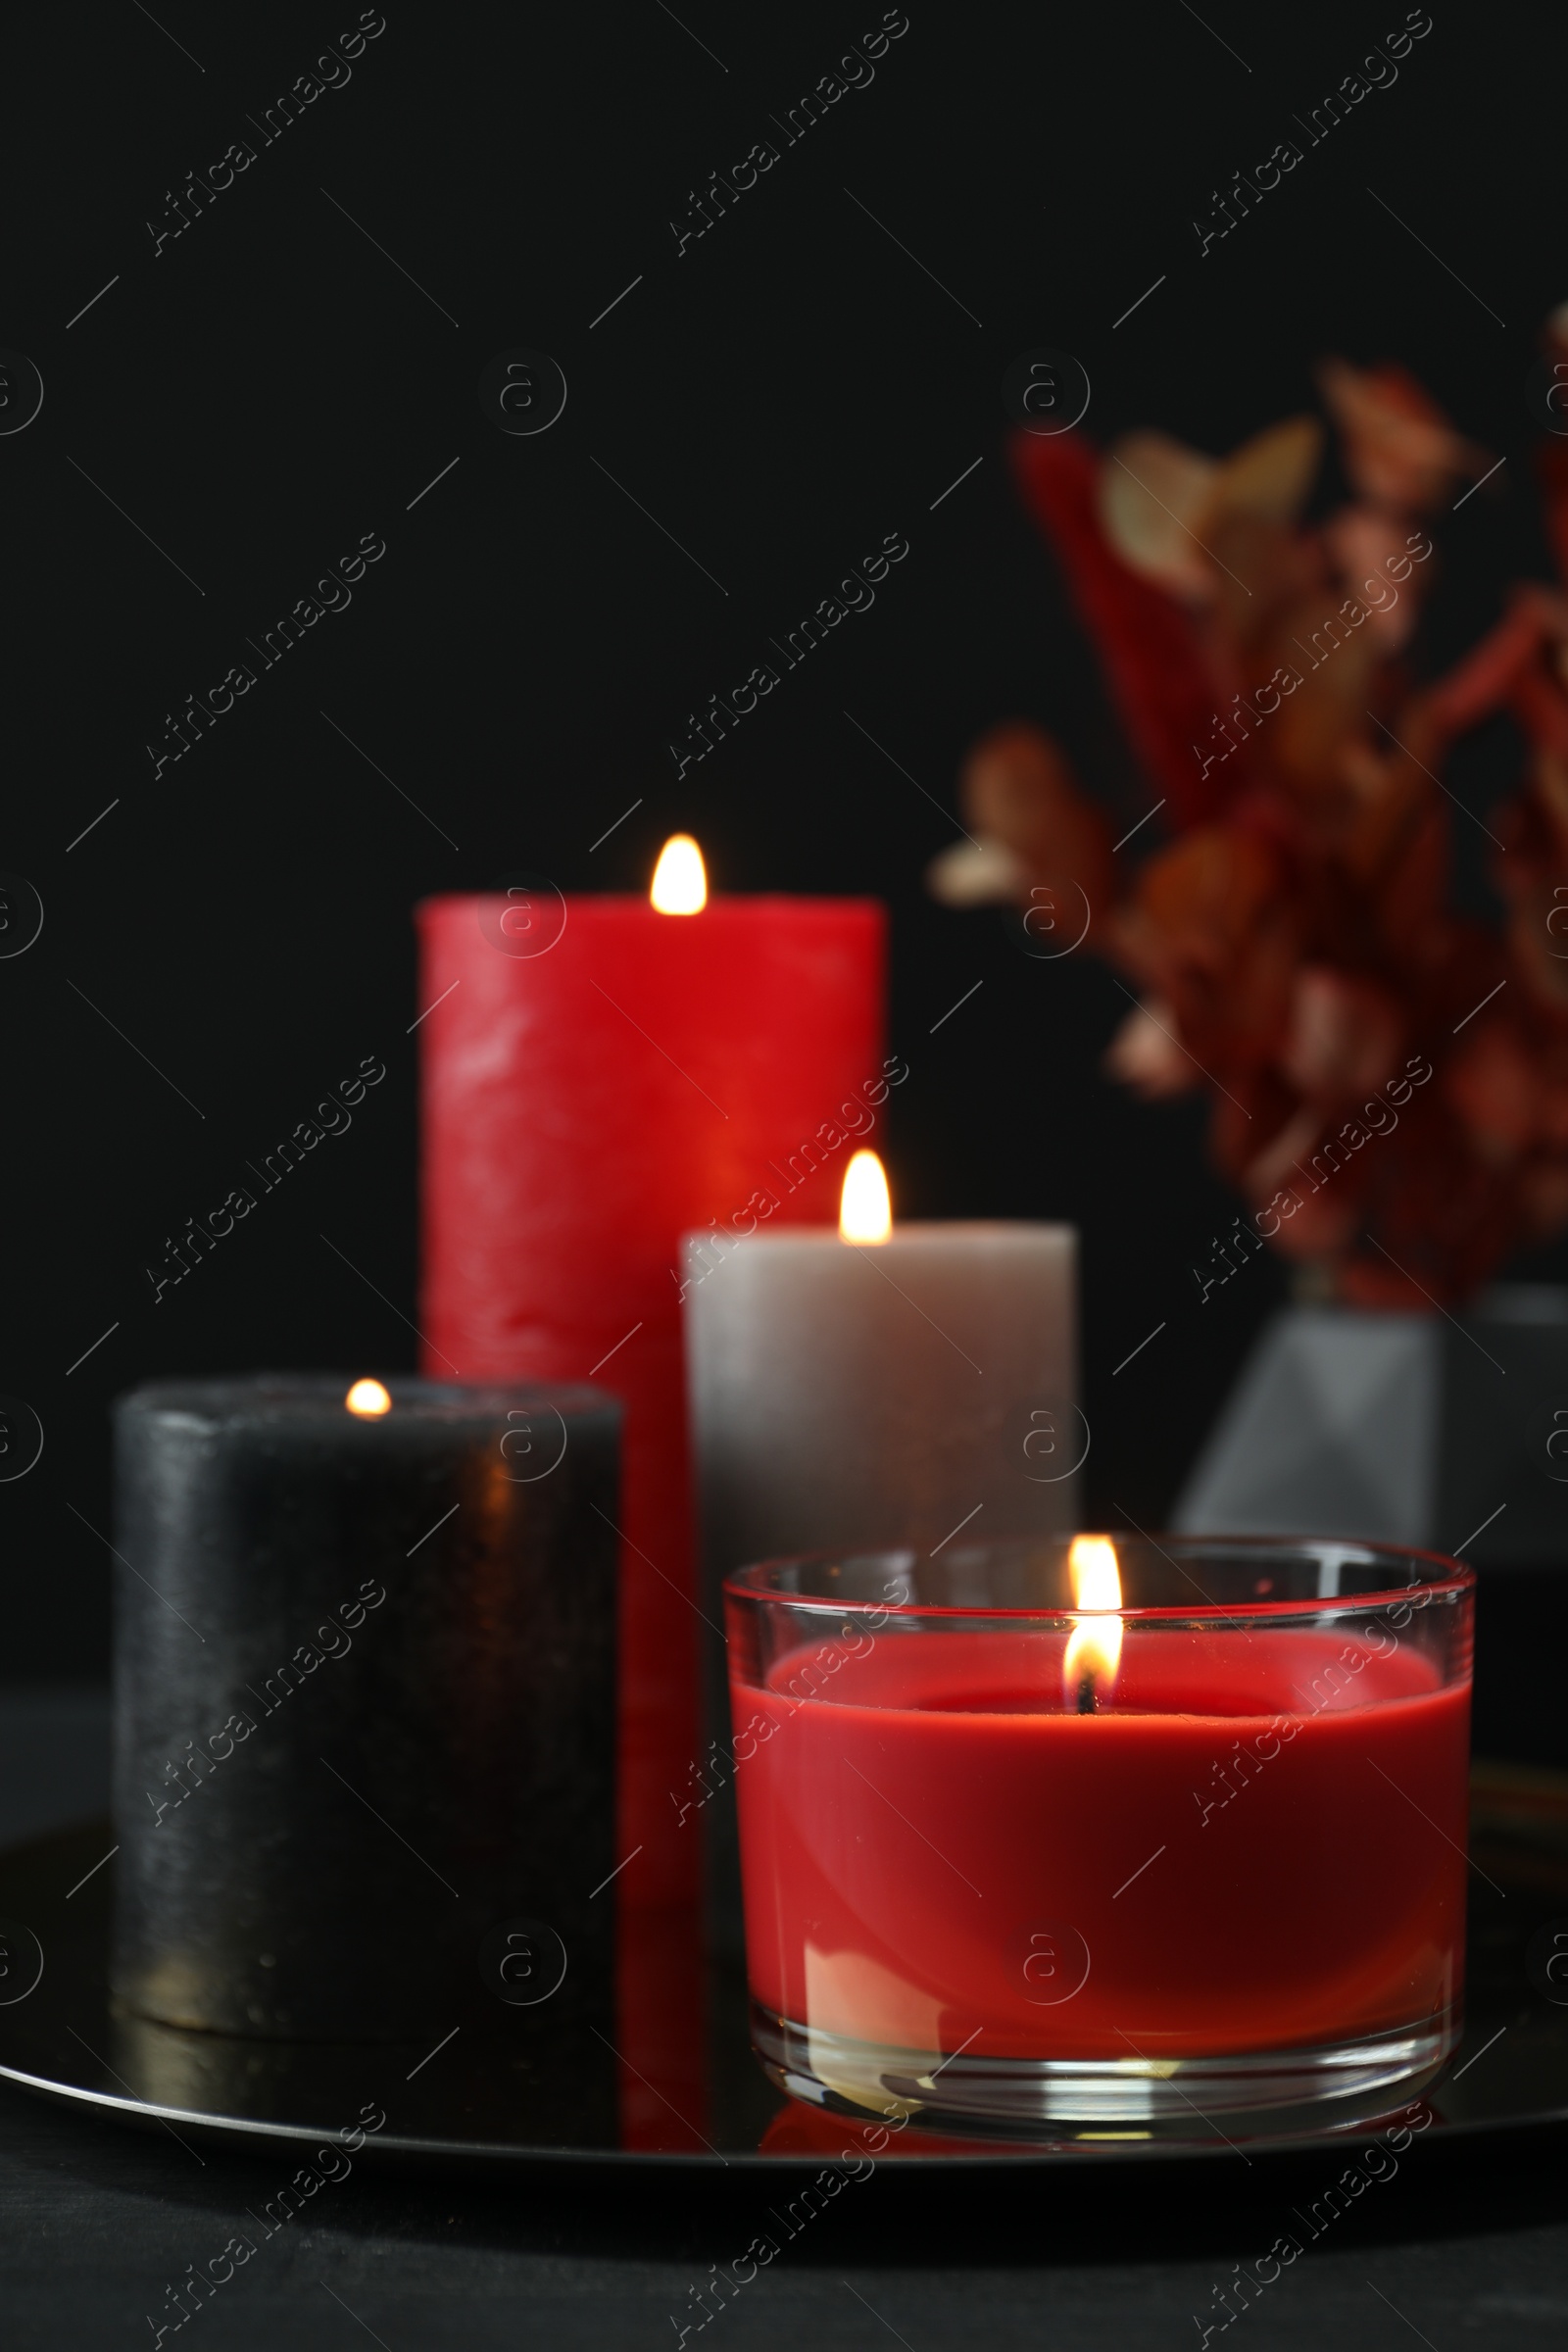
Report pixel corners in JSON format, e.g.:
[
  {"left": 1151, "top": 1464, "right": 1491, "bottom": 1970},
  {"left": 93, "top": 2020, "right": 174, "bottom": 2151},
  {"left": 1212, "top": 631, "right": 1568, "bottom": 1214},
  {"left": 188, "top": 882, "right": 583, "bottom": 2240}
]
[
  {"left": 1172, "top": 1286, "right": 1568, "bottom": 1569},
  {"left": 1170, "top": 1289, "right": 1568, "bottom": 1768}
]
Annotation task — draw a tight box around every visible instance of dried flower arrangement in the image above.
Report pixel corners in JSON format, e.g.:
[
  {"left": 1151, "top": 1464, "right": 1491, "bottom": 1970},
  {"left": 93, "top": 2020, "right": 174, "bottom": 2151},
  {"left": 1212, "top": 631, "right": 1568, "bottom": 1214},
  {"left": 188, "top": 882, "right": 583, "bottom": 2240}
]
[{"left": 934, "top": 326, "right": 1568, "bottom": 1306}]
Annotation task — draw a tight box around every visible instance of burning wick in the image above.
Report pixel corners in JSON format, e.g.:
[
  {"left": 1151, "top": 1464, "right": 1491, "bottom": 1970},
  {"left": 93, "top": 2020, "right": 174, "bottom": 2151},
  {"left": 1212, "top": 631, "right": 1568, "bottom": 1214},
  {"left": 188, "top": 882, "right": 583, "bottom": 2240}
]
[
  {"left": 650, "top": 833, "right": 707, "bottom": 914},
  {"left": 839, "top": 1149, "right": 892, "bottom": 1244},
  {"left": 345, "top": 1378, "right": 392, "bottom": 1417},
  {"left": 1063, "top": 1535, "right": 1123, "bottom": 1714}
]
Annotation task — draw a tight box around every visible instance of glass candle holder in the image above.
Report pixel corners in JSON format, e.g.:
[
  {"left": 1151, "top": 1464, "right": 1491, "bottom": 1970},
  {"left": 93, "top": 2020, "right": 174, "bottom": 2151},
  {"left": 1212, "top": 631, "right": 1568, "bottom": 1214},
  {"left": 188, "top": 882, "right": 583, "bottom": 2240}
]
[{"left": 725, "top": 1535, "right": 1473, "bottom": 2127}]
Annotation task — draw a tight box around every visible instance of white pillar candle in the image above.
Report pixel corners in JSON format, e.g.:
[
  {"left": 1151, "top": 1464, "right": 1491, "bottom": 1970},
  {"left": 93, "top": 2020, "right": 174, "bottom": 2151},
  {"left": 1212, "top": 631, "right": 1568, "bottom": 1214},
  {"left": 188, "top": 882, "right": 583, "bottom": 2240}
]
[
  {"left": 681, "top": 1158, "right": 1080, "bottom": 1949},
  {"left": 682, "top": 1179, "right": 1080, "bottom": 1582}
]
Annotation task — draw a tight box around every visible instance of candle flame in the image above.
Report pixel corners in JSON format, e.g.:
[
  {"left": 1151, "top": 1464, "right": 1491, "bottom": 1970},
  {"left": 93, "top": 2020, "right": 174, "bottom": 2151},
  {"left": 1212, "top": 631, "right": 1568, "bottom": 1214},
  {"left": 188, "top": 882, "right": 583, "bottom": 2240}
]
[
  {"left": 1063, "top": 1535, "right": 1123, "bottom": 1704},
  {"left": 839, "top": 1149, "right": 892, "bottom": 1244},
  {"left": 345, "top": 1378, "right": 392, "bottom": 1417},
  {"left": 650, "top": 834, "right": 707, "bottom": 914}
]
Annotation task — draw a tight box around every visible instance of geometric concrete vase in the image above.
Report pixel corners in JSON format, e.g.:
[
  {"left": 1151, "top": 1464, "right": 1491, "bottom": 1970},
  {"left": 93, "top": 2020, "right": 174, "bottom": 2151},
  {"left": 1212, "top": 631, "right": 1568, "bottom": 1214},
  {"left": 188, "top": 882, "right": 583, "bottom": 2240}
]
[
  {"left": 1172, "top": 1287, "right": 1568, "bottom": 1570},
  {"left": 1173, "top": 1308, "right": 1437, "bottom": 1544}
]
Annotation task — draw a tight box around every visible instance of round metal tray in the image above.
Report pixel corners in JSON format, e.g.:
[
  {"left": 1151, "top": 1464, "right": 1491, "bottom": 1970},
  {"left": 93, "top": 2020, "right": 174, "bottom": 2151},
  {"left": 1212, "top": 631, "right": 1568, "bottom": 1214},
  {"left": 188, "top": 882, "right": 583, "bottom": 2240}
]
[{"left": 1, "top": 1766, "right": 1565, "bottom": 2173}]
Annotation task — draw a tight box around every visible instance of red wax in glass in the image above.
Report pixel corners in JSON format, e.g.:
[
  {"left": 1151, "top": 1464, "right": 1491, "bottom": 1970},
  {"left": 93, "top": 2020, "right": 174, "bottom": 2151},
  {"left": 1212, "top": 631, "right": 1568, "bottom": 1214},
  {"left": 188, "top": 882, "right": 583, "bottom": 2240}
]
[
  {"left": 416, "top": 894, "right": 885, "bottom": 1911},
  {"left": 733, "top": 1629, "right": 1469, "bottom": 2057}
]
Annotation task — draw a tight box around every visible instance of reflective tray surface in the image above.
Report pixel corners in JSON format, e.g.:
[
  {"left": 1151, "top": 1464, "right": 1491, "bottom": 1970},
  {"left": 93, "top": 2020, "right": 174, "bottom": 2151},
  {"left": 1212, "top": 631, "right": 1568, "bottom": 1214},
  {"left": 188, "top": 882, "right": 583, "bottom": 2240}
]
[{"left": 1, "top": 1763, "right": 1564, "bottom": 2173}]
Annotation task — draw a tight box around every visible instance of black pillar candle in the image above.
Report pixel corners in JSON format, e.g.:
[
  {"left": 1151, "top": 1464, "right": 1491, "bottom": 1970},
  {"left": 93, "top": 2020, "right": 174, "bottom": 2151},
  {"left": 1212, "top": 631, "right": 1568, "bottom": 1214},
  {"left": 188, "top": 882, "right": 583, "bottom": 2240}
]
[{"left": 111, "top": 1375, "right": 620, "bottom": 2040}]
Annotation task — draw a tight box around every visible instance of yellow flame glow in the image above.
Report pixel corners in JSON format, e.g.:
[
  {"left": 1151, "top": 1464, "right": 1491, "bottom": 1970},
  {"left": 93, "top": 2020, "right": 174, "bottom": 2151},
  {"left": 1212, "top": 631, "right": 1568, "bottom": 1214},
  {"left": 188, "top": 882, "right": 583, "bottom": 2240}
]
[
  {"left": 345, "top": 1378, "right": 392, "bottom": 1417},
  {"left": 1063, "top": 1535, "right": 1123, "bottom": 1701},
  {"left": 650, "top": 834, "right": 707, "bottom": 914},
  {"left": 839, "top": 1150, "right": 892, "bottom": 1244}
]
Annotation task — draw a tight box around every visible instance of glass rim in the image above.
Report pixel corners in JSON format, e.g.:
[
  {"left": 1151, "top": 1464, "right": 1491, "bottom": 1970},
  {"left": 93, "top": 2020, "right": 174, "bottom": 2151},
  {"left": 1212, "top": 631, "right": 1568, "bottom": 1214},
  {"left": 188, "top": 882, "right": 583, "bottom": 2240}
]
[{"left": 722, "top": 1532, "right": 1475, "bottom": 1626}]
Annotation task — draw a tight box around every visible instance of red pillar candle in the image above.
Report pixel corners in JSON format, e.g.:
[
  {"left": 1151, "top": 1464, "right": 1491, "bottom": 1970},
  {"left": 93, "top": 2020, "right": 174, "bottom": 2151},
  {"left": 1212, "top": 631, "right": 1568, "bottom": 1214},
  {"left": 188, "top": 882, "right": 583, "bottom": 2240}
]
[
  {"left": 727, "top": 1535, "right": 1473, "bottom": 2125},
  {"left": 416, "top": 846, "right": 886, "bottom": 1915}
]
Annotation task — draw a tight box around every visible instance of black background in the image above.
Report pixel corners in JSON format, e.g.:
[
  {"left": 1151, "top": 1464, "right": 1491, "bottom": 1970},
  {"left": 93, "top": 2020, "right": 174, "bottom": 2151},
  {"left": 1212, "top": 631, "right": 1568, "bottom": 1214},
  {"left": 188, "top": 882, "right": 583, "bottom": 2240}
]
[{"left": 6, "top": 0, "right": 1564, "bottom": 1680}]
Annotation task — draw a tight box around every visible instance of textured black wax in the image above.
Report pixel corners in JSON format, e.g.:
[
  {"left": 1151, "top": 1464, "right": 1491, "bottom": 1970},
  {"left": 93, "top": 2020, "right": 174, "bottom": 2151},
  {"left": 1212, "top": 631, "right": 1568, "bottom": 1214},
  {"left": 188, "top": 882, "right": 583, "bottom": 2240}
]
[{"left": 111, "top": 1376, "right": 620, "bottom": 2040}]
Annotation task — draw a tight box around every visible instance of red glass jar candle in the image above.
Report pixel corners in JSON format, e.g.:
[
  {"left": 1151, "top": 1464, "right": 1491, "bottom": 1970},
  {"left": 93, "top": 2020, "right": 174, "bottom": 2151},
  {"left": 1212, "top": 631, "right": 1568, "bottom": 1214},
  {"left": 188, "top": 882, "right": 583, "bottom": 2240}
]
[{"left": 726, "top": 1535, "right": 1473, "bottom": 2126}]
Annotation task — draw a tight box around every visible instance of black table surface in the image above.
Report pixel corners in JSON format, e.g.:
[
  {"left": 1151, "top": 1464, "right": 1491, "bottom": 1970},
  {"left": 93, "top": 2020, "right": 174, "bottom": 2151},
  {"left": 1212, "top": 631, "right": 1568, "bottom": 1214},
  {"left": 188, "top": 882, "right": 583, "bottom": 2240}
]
[{"left": 4, "top": 1689, "right": 1568, "bottom": 2349}]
